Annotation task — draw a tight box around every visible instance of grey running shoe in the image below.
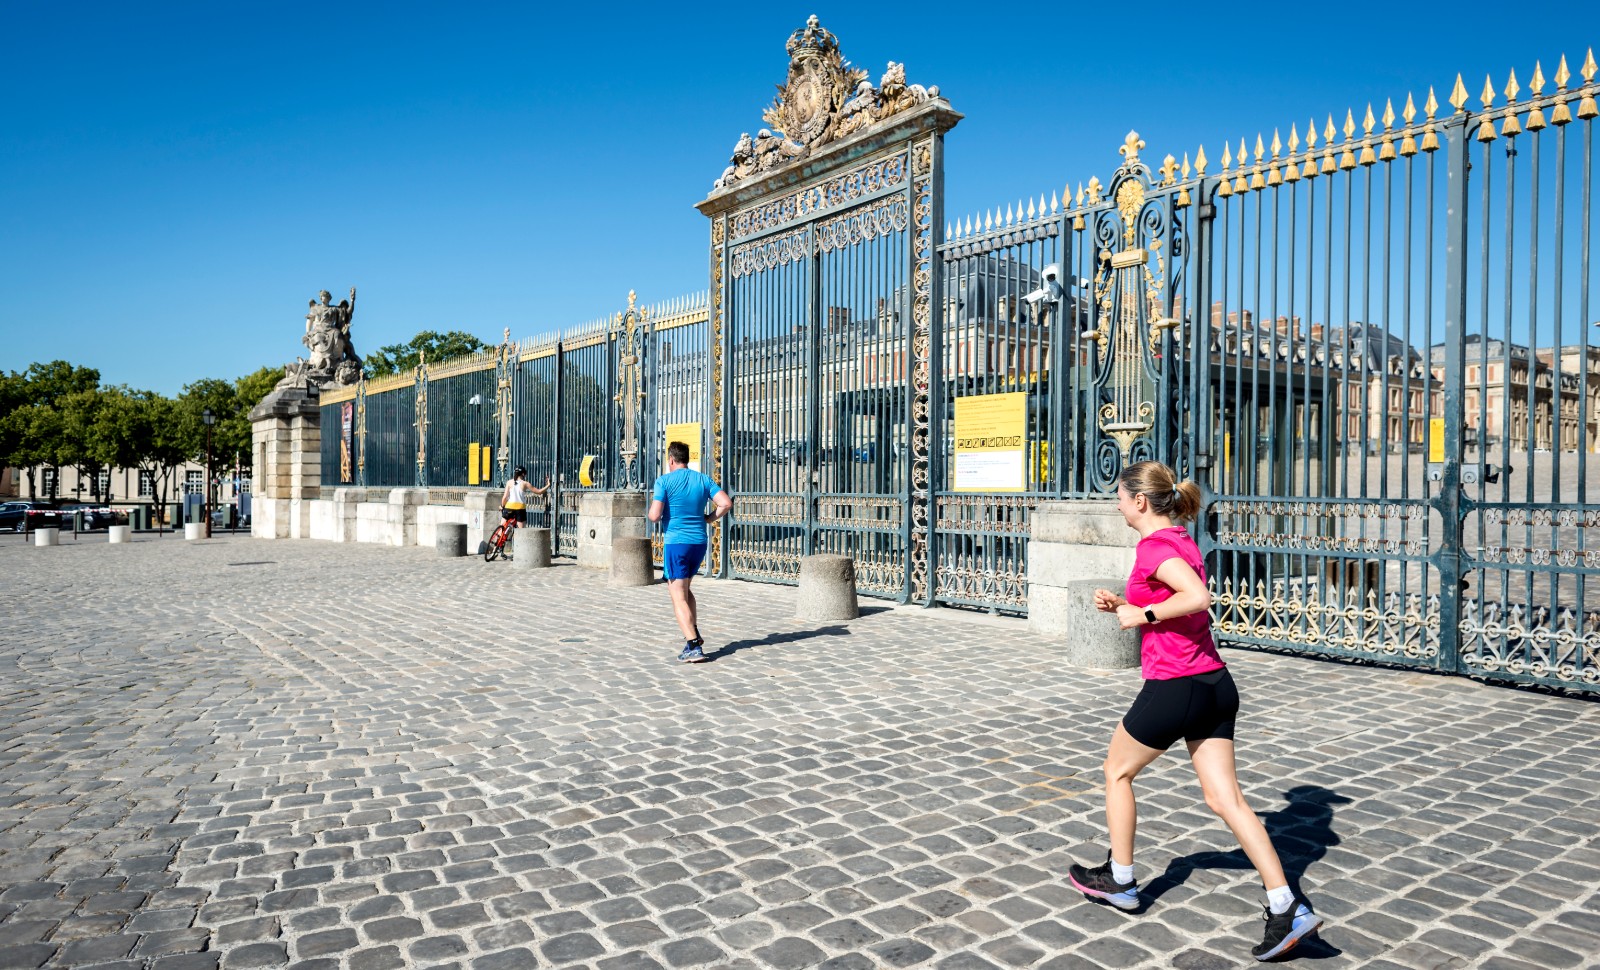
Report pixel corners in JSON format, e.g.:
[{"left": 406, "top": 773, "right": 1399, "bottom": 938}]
[{"left": 1068, "top": 851, "right": 1139, "bottom": 911}]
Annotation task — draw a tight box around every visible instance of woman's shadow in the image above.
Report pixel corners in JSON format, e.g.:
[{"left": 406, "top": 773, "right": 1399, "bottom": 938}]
[{"left": 1142, "top": 784, "right": 1349, "bottom": 959}]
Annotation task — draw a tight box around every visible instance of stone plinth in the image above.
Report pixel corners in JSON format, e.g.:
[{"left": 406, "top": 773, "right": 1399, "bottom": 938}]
[
  {"left": 797, "top": 554, "right": 859, "bottom": 621},
  {"left": 577, "top": 491, "right": 648, "bottom": 569},
  {"left": 331, "top": 488, "right": 367, "bottom": 542},
  {"left": 1028, "top": 500, "right": 1139, "bottom": 640},
  {"left": 385, "top": 489, "right": 428, "bottom": 547}
]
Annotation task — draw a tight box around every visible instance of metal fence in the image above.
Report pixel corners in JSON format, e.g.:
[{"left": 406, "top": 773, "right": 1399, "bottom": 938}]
[{"left": 321, "top": 35, "right": 1600, "bottom": 693}]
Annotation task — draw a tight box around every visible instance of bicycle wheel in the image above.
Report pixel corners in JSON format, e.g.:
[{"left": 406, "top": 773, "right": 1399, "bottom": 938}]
[{"left": 485, "top": 524, "right": 506, "bottom": 561}]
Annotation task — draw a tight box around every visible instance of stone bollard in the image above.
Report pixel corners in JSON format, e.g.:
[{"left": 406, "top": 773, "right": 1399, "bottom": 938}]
[
  {"left": 797, "top": 554, "right": 859, "bottom": 621},
  {"left": 1052, "top": 579, "right": 1141, "bottom": 669},
  {"left": 513, "top": 528, "right": 552, "bottom": 569},
  {"left": 436, "top": 522, "right": 467, "bottom": 557},
  {"left": 108, "top": 525, "right": 131, "bottom": 544},
  {"left": 609, "top": 536, "right": 655, "bottom": 587},
  {"left": 33, "top": 527, "right": 60, "bottom": 548},
  {"left": 184, "top": 523, "right": 205, "bottom": 540}
]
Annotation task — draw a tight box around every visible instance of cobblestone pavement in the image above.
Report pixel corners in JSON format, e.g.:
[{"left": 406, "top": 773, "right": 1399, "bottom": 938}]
[{"left": 3, "top": 534, "right": 1599, "bottom": 970}]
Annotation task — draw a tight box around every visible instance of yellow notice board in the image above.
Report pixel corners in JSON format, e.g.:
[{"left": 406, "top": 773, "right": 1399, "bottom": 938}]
[
  {"left": 468, "top": 441, "right": 480, "bottom": 485},
  {"left": 1428, "top": 418, "right": 1445, "bottom": 463},
  {"left": 665, "top": 422, "right": 702, "bottom": 472},
  {"left": 954, "top": 392, "right": 1027, "bottom": 492}
]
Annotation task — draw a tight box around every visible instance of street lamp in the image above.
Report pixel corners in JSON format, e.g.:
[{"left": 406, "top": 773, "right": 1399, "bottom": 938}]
[{"left": 202, "top": 409, "right": 215, "bottom": 538}]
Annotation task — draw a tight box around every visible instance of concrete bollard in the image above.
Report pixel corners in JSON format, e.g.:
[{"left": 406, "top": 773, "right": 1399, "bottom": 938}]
[
  {"left": 108, "top": 525, "right": 131, "bottom": 544},
  {"left": 33, "top": 527, "right": 60, "bottom": 548},
  {"left": 512, "top": 528, "right": 552, "bottom": 569},
  {"left": 184, "top": 523, "right": 205, "bottom": 541},
  {"left": 797, "top": 554, "right": 859, "bottom": 621},
  {"left": 1053, "top": 579, "right": 1141, "bottom": 669},
  {"left": 436, "top": 522, "right": 467, "bottom": 557},
  {"left": 609, "top": 536, "right": 655, "bottom": 587}
]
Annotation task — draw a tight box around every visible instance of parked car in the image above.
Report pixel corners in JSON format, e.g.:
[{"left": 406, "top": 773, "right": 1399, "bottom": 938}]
[
  {"left": 768, "top": 439, "right": 809, "bottom": 464},
  {"left": 0, "top": 501, "right": 65, "bottom": 533},
  {"left": 57, "top": 502, "right": 127, "bottom": 530}
]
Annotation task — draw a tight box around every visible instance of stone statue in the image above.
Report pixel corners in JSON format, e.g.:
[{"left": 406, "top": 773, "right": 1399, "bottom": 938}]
[{"left": 280, "top": 286, "right": 363, "bottom": 389}]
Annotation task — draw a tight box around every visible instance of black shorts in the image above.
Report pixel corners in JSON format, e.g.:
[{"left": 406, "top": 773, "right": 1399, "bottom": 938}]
[
  {"left": 1121, "top": 667, "right": 1239, "bottom": 750},
  {"left": 502, "top": 508, "right": 526, "bottom": 524}
]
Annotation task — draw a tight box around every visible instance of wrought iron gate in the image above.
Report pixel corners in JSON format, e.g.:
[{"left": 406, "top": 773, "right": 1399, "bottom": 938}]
[{"left": 700, "top": 17, "right": 959, "bottom": 601}]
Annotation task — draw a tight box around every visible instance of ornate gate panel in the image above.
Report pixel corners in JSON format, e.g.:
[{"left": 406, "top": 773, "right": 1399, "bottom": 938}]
[{"left": 699, "top": 16, "right": 960, "bottom": 601}]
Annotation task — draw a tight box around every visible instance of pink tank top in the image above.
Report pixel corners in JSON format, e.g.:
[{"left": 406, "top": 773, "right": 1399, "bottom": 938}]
[{"left": 1125, "top": 527, "right": 1225, "bottom": 680}]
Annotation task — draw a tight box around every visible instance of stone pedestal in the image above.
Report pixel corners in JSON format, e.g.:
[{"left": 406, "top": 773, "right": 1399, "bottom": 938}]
[
  {"left": 577, "top": 491, "right": 648, "bottom": 569},
  {"left": 108, "top": 525, "right": 131, "bottom": 544},
  {"left": 33, "top": 528, "right": 59, "bottom": 547},
  {"left": 184, "top": 523, "right": 204, "bottom": 540},
  {"left": 248, "top": 384, "right": 322, "bottom": 539},
  {"left": 797, "top": 554, "right": 859, "bottom": 621},
  {"left": 436, "top": 522, "right": 467, "bottom": 557},
  {"left": 610, "top": 536, "right": 655, "bottom": 586},
  {"left": 513, "top": 528, "right": 552, "bottom": 569},
  {"left": 1028, "top": 500, "right": 1139, "bottom": 639}
]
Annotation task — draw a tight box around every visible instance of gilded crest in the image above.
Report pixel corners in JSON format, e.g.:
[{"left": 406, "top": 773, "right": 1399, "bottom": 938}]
[{"left": 711, "top": 16, "right": 942, "bottom": 191}]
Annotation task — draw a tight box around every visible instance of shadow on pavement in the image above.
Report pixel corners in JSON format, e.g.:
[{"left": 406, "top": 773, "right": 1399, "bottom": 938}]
[
  {"left": 705, "top": 624, "right": 853, "bottom": 661},
  {"left": 1144, "top": 784, "right": 1350, "bottom": 960}
]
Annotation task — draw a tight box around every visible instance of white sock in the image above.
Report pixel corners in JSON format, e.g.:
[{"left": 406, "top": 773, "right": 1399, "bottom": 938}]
[
  {"left": 1111, "top": 859, "right": 1135, "bottom": 885},
  {"left": 1266, "top": 885, "right": 1295, "bottom": 914}
]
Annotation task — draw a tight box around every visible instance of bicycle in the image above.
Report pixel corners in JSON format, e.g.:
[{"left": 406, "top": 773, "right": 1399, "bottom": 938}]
[{"left": 484, "top": 511, "right": 517, "bottom": 562}]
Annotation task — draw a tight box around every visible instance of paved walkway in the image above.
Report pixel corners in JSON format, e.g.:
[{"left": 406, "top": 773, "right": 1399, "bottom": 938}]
[{"left": 2, "top": 534, "right": 1598, "bottom": 970}]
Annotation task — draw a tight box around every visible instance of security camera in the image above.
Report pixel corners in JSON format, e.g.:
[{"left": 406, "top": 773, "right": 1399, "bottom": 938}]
[
  {"left": 468, "top": 394, "right": 482, "bottom": 406},
  {"left": 1023, "top": 264, "right": 1065, "bottom": 306}
]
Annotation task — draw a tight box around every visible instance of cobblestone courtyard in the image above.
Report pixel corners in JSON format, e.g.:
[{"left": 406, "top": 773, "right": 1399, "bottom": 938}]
[{"left": 2, "top": 534, "right": 1598, "bottom": 970}]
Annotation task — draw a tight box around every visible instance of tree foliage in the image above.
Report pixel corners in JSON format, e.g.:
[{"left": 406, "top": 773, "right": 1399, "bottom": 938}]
[{"left": 365, "top": 330, "right": 489, "bottom": 378}]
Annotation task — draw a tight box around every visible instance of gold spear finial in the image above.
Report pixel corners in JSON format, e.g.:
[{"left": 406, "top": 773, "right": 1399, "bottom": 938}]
[
  {"left": 1556, "top": 54, "right": 1572, "bottom": 89},
  {"left": 1379, "top": 100, "right": 1397, "bottom": 162},
  {"left": 1580, "top": 49, "right": 1599, "bottom": 120},
  {"left": 1217, "top": 142, "right": 1233, "bottom": 197},
  {"left": 1340, "top": 110, "right": 1358, "bottom": 169},
  {"left": 1421, "top": 87, "right": 1441, "bottom": 152},
  {"left": 1553, "top": 55, "right": 1574, "bottom": 125},
  {"left": 1449, "top": 74, "right": 1469, "bottom": 113},
  {"left": 1321, "top": 114, "right": 1337, "bottom": 174},
  {"left": 1400, "top": 95, "right": 1418, "bottom": 156},
  {"left": 1234, "top": 138, "right": 1250, "bottom": 192},
  {"left": 1194, "top": 145, "right": 1207, "bottom": 177},
  {"left": 1501, "top": 69, "right": 1524, "bottom": 137},
  {"left": 1526, "top": 64, "right": 1548, "bottom": 131},
  {"left": 1477, "top": 75, "right": 1499, "bottom": 140},
  {"left": 1265, "top": 131, "right": 1281, "bottom": 185}
]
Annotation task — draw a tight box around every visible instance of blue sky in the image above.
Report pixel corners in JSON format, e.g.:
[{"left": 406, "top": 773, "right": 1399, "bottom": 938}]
[{"left": 2, "top": 1, "right": 1593, "bottom": 395}]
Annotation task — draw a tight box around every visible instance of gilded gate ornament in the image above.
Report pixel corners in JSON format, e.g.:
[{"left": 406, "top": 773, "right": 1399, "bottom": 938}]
[
  {"left": 712, "top": 15, "right": 940, "bottom": 190},
  {"left": 1081, "top": 131, "right": 1183, "bottom": 471}
]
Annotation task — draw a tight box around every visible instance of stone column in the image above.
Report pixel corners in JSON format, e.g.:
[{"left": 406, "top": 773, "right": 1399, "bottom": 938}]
[
  {"left": 462, "top": 489, "right": 500, "bottom": 554},
  {"left": 248, "top": 384, "right": 322, "bottom": 540},
  {"left": 1027, "top": 500, "right": 1139, "bottom": 639},
  {"left": 577, "top": 492, "right": 648, "bottom": 569},
  {"left": 331, "top": 488, "right": 366, "bottom": 542}
]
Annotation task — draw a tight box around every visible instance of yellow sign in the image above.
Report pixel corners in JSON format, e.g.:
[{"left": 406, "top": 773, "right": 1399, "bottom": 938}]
[
  {"left": 953, "top": 392, "right": 1028, "bottom": 492},
  {"left": 665, "top": 422, "right": 703, "bottom": 472},
  {"left": 468, "top": 441, "right": 480, "bottom": 485},
  {"left": 1428, "top": 418, "right": 1445, "bottom": 463},
  {"left": 579, "top": 454, "right": 597, "bottom": 487}
]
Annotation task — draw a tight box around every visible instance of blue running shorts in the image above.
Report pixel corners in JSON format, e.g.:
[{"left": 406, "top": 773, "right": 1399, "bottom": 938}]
[{"left": 663, "top": 542, "right": 707, "bottom": 580}]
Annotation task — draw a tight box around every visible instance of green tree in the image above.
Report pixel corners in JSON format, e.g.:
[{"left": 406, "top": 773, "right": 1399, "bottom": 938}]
[
  {"left": 0, "top": 361, "right": 100, "bottom": 497},
  {"left": 366, "top": 330, "right": 489, "bottom": 378}
]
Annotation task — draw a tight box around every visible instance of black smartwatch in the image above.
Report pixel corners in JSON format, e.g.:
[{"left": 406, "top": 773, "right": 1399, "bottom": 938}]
[{"left": 1143, "top": 607, "right": 1158, "bottom": 625}]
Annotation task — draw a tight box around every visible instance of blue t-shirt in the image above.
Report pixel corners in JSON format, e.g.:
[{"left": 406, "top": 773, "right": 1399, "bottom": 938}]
[{"left": 652, "top": 469, "right": 723, "bottom": 546}]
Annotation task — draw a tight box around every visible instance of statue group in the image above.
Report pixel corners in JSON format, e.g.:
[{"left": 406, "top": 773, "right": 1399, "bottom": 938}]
[{"left": 279, "top": 287, "right": 363, "bottom": 389}]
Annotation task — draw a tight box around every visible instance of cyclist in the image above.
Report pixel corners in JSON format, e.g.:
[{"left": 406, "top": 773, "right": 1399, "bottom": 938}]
[{"left": 500, "top": 466, "right": 551, "bottom": 535}]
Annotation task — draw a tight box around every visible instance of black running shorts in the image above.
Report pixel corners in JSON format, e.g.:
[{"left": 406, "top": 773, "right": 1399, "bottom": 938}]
[{"left": 1120, "top": 667, "right": 1239, "bottom": 750}]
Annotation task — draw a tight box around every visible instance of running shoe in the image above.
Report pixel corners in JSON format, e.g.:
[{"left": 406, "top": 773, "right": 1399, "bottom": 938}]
[
  {"left": 1067, "top": 851, "right": 1140, "bottom": 911},
  {"left": 677, "top": 643, "right": 707, "bottom": 663},
  {"left": 1252, "top": 900, "right": 1322, "bottom": 961}
]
